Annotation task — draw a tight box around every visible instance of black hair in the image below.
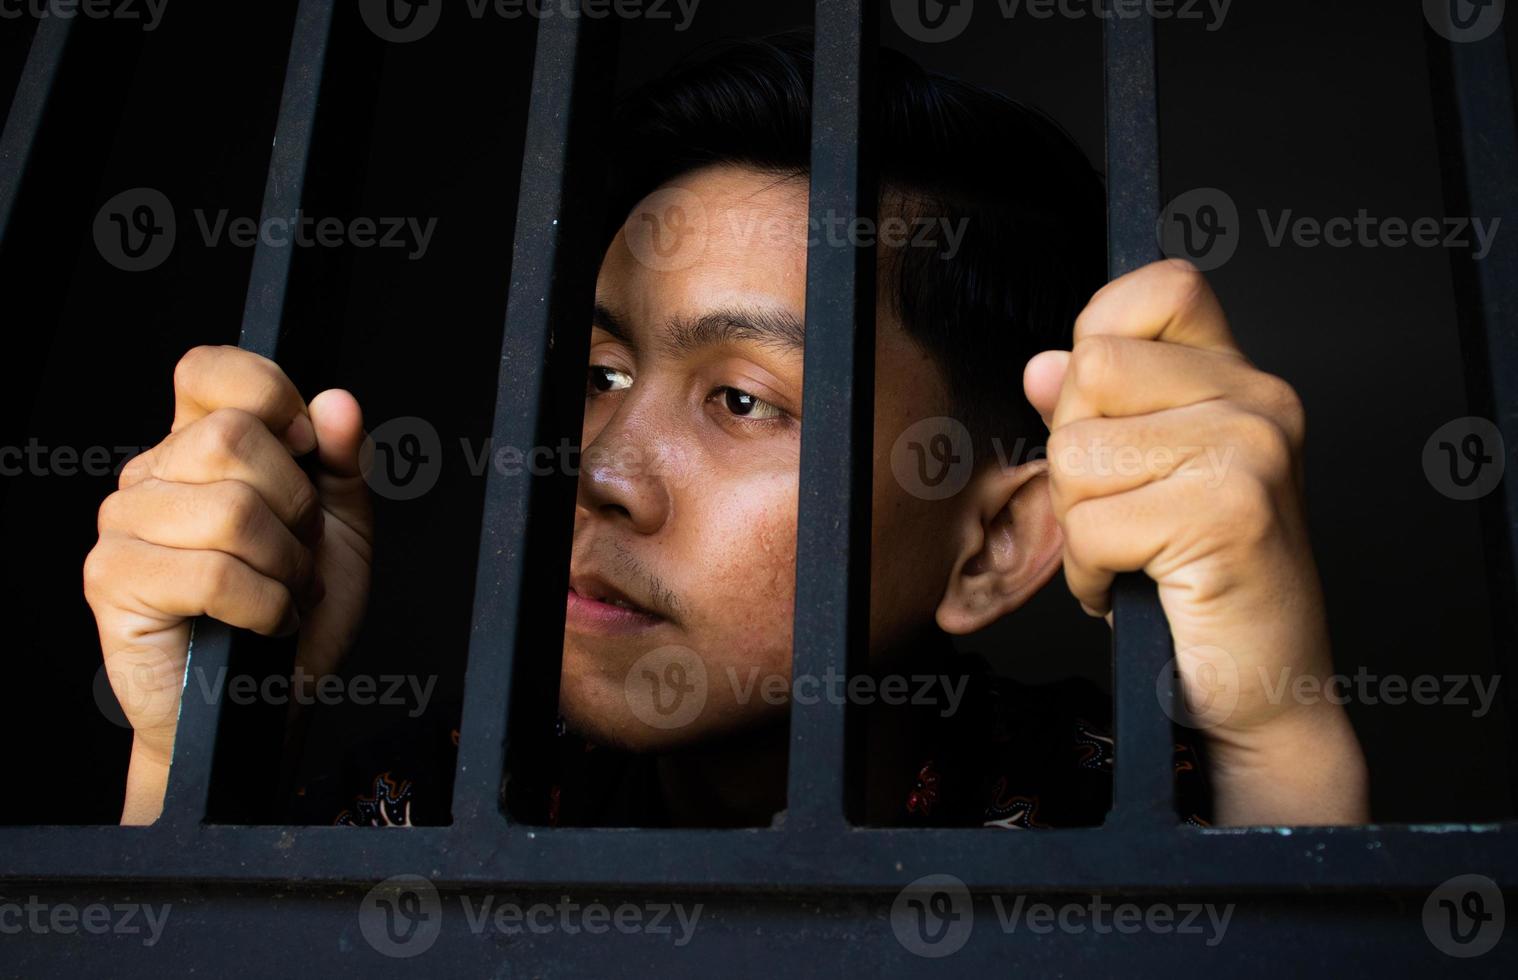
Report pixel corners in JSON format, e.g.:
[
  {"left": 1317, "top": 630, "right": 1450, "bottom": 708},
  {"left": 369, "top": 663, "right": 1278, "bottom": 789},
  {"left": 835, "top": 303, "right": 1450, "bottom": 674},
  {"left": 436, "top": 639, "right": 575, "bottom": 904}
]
[{"left": 607, "top": 30, "right": 1107, "bottom": 453}]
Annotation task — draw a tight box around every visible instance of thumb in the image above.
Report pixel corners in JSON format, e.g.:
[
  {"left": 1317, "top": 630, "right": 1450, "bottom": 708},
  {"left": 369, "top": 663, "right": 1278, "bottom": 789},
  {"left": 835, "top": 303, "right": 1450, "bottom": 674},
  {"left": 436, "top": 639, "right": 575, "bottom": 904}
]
[
  {"left": 307, "top": 388, "right": 373, "bottom": 538},
  {"left": 1023, "top": 350, "right": 1070, "bottom": 429}
]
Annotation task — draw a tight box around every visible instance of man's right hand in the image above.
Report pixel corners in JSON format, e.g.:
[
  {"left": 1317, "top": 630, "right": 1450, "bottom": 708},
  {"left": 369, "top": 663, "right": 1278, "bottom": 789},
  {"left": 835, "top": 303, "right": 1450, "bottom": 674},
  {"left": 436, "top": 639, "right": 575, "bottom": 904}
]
[{"left": 83, "top": 345, "right": 375, "bottom": 824}]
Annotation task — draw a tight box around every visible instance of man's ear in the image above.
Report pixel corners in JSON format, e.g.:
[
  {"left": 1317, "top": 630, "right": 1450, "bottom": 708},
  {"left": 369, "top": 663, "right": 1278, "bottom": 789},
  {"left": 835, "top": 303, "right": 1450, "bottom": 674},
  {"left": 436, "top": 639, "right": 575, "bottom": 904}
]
[{"left": 935, "top": 459, "right": 1063, "bottom": 635}]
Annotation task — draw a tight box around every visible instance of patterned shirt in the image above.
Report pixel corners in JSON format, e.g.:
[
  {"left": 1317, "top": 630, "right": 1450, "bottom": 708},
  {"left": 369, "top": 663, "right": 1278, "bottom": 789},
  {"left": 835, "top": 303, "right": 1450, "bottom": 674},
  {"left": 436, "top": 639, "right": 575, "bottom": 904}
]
[{"left": 284, "top": 652, "right": 1211, "bottom": 828}]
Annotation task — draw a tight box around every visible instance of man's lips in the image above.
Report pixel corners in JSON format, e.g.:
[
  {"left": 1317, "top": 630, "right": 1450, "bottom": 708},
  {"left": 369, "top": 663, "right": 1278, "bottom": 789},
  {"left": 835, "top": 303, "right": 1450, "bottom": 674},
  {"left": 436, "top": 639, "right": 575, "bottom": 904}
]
[{"left": 565, "top": 573, "right": 666, "bottom": 636}]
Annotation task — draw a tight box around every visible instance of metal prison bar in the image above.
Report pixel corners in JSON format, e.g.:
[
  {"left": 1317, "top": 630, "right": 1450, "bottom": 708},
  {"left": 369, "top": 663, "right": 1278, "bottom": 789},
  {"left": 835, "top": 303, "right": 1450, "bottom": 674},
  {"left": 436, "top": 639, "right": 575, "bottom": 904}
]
[{"left": 1, "top": 0, "right": 1517, "bottom": 896}]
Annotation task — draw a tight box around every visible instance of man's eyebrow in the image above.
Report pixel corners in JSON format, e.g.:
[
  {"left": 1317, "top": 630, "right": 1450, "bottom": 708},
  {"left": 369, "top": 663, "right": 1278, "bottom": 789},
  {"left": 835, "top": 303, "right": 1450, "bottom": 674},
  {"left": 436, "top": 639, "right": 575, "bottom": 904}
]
[
  {"left": 661, "top": 306, "right": 806, "bottom": 357},
  {"left": 592, "top": 303, "right": 635, "bottom": 349}
]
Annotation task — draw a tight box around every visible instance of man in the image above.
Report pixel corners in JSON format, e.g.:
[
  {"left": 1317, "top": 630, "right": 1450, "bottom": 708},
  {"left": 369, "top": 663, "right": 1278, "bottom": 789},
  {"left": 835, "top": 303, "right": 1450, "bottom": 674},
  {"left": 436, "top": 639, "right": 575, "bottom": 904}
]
[{"left": 84, "top": 33, "right": 1367, "bottom": 828}]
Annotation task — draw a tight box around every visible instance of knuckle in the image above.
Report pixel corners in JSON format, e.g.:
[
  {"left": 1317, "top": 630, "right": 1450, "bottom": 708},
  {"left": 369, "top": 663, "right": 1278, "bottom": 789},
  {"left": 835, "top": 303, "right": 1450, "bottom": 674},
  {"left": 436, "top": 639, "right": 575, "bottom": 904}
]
[
  {"left": 96, "top": 490, "right": 127, "bottom": 535},
  {"left": 285, "top": 474, "right": 319, "bottom": 527},
  {"left": 216, "top": 481, "right": 266, "bottom": 545},
  {"left": 242, "top": 362, "right": 287, "bottom": 415},
  {"left": 1161, "top": 257, "right": 1209, "bottom": 305},
  {"left": 1047, "top": 420, "right": 1102, "bottom": 481},
  {"left": 117, "top": 455, "right": 145, "bottom": 490},
  {"left": 81, "top": 544, "right": 115, "bottom": 602},
  {"left": 199, "top": 551, "right": 241, "bottom": 599},
  {"left": 1045, "top": 427, "right": 1076, "bottom": 473},
  {"left": 173, "top": 345, "right": 216, "bottom": 392},
  {"left": 1230, "top": 410, "right": 1294, "bottom": 478},
  {"left": 1068, "top": 336, "right": 1120, "bottom": 394},
  {"left": 1256, "top": 373, "right": 1306, "bottom": 445},
  {"left": 257, "top": 584, "right": 296, "bottom": 635},
  {"left": 1214, "top": 475, "right": 1277, "bottom": 544},
  {"left": 201, "top": 408, "right": 261, "bottom": 465},
  {"left": 1061, "top": 498, "right": 1101, "bottom": 548}
]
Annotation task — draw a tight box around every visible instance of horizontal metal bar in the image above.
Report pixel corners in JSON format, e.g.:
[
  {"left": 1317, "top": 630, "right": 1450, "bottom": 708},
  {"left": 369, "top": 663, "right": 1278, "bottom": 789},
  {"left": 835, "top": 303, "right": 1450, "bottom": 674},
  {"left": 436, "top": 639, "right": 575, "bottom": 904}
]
[
  {"left": 785, "top": 0, "right": 878, "bottom": 833},
  {"left": 159, "top": 0, "right": 338, "bottom": 828},
  {"left": 0, "top": 822, "right": 1513, "bottom": 891},
  {"left": 449, "top": 11, "right": 616, "bottom": 828},
  {"left": 1103, "top": 11, "right": 1176, "bottom": 829},
  {"left": 0, "top": 14, "right": 71, "bottom": 244}
]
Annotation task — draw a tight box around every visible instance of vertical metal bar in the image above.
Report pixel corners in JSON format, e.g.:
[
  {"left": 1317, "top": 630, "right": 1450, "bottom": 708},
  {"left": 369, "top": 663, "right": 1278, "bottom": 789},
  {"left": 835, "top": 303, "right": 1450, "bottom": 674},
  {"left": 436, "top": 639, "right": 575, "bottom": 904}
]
[
  {"left": 159, "top": 0, "right": 337, "bottom": 826},
  {"left": 0, "top": 15, "right": 72, "bottom": 245},
  {"left": 1425, "top": 19, "right": 1518, "bottom": 805},
  {"left": 785, "top": 0, "right": 878, "bottom": 832},
  {"left": 450, "top": 14, "right": 615, "bottom": 829},
  {"left": 1104, "top": 11, "right": 1176, "bottom": 829}
]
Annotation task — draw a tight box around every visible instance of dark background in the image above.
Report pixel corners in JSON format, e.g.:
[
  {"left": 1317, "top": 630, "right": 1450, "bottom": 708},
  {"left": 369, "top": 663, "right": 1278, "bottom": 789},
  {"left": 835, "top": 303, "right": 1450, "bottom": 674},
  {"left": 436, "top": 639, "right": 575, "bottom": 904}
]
[{"left": 0, "top": 0, "right": 1511, "bottom": 824}]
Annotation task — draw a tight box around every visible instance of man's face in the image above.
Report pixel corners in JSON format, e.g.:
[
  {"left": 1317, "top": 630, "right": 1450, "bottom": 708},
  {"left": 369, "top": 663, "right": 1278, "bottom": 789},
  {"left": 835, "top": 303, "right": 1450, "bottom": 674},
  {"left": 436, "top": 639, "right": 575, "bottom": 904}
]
[{"left": 559, "top": 164, "right": 966, "bottom": 751}]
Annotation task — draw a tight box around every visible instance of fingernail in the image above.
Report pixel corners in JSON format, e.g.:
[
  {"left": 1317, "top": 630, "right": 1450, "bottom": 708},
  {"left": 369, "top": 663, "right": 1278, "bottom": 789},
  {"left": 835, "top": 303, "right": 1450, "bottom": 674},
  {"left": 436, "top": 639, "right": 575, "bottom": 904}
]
[{"left": 284, "top": 414, "right": 317, "bottom": 454}]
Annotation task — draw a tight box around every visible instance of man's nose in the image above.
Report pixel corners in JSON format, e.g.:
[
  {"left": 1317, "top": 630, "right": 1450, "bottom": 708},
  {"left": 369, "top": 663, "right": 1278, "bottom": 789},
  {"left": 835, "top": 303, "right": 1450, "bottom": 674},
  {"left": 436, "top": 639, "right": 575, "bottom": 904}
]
[{"left": 575, "top": 415, "right": 674, "bottom": 535}]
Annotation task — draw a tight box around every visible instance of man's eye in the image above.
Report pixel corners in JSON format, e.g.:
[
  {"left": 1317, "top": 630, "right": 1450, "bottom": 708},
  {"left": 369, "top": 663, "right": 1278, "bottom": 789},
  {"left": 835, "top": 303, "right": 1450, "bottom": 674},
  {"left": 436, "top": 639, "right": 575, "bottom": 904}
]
[
  {"left": 588, "top": 365, "right": 633, "bottom": 394},
  {"left": 717, "top": 386, "right": 784, "bottom": 421}
]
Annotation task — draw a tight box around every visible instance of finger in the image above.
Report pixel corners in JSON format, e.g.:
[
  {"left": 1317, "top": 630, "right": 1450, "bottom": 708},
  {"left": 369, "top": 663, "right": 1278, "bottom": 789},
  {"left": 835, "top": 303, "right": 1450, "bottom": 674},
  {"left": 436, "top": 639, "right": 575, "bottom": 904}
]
[
  {"left": 1061, "top": 484, "right": 1173, "bottom": 617},
  {"left": 1049, "top": 335, "right": 1262, "bottom": 431},
  {"left": 97, "top": 479, "right": 323, "bottom": 609},
  {"left": 307, "top": 389, "right": 373, "bottom": 545},
  {"left": 87, "top": 534, "right": 300, "bottom": 637},
  {"left": 171, "top": 345, "right": 315, "bottom": 454},
  {"left": 1075, "top": 259, "right": 1242, "bottom": 355},
  {"left": 1059, "top": 474, "right": 1271, "bottom": 615},
  {"left": 1023, "top": 350, "right": 1068, "bottom": 429},
  {"left": 1045, "top": 403, "right": 1223, "bottom": 520},
  {"left": 118, "top": 409, "right": 323, "bottom": 544}
]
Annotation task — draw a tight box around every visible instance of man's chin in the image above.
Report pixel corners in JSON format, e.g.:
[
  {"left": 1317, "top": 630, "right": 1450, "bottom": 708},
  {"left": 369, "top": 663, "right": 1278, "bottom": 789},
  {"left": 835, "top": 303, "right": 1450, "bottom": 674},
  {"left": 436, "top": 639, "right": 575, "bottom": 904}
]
[{"left": 555, "top": 694, "right": 710, "bottom": 754}]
